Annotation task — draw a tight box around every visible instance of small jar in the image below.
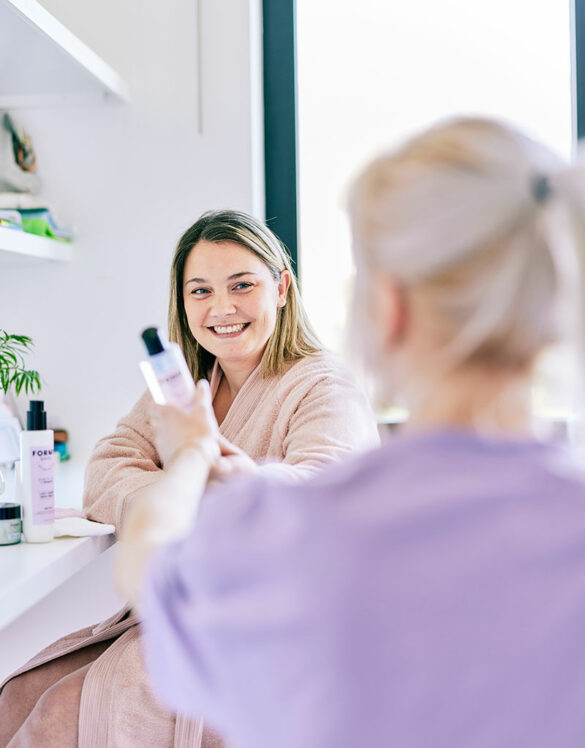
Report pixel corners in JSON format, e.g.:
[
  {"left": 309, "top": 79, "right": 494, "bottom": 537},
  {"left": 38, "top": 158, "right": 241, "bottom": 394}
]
[{"left": 0, "top": 503, "right": 22, "bottom": 545}]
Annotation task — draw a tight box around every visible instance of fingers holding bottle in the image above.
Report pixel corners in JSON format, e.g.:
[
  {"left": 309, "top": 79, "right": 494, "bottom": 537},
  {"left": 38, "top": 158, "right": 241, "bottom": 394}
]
[{"left": 149, "top": 379, "right": 220, "bottom": 467}]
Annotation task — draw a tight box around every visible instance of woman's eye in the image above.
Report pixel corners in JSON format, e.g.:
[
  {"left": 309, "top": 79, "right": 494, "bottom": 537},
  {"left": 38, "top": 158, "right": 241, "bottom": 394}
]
[
  {"left": 191, "top": 288, "right": 210, "bottom": 296},
  {"left": 234, "top": 282, "right": 253, "bottom": 291}
]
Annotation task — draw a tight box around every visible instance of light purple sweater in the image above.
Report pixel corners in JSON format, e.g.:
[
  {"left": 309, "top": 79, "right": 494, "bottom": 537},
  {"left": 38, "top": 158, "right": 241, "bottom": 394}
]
[{"left": 142, "top": 429, "right": 585, "bottom": 748}]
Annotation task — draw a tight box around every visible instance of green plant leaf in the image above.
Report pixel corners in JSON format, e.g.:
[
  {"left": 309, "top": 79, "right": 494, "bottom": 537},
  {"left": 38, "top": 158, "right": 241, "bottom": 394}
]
[
  {"left": 0, "top": 330, "right": 40, "bottom": 396},
  {"left": 13, "top": 374, "right": 23, "bottom": 396},
  {"left": 23, "top": 370, "right": 41, "bottom": 395},
  {"left": 0, "top": 350, "right": 17, "bottom": 366}
]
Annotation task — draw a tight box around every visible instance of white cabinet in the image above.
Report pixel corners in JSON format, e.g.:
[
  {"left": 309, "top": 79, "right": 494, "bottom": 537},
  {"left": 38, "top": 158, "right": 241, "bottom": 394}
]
[{"left": 0, "top": 0, "right": 129, "bottom": 263}]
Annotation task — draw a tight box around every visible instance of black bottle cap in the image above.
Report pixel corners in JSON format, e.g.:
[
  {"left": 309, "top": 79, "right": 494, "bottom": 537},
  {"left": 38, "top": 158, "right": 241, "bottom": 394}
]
[
  {"left": 141, "top": 327, "right": 166, "bottom": 356},
  {"left": 27, "top": 400, "right": 47, "bottom": 431},
  {"left": 0, "top": 503, "right": 21, "bottom": 520}
]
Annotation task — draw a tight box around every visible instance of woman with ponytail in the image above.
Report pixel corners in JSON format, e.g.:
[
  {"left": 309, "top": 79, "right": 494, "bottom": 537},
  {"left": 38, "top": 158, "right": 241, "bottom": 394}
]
[{"left": 118, "top": 119, "right": 585, "bottom": 747}]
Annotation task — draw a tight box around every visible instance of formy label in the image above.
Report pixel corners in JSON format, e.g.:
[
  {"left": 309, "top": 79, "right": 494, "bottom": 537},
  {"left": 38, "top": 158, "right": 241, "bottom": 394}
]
[{"left": 29, "top": 445, "right": 55, "bottom": 525}]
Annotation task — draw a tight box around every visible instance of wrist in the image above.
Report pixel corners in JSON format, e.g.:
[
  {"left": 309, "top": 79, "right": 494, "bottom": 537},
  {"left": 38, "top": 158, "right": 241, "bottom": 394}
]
[{"left": 166, "top": 437, "right": 219, "bottom": 471}]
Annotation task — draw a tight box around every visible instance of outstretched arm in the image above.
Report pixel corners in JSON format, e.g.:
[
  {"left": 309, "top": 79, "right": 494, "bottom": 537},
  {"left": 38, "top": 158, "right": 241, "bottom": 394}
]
[{"left": 116, "top": 380, "right": 220, "bottom": 606}]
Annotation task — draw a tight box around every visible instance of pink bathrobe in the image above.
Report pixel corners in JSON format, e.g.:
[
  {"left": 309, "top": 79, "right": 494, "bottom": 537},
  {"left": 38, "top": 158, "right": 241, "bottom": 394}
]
[{"left": 1, "top": 354, "right": 378, "bottom": 747}]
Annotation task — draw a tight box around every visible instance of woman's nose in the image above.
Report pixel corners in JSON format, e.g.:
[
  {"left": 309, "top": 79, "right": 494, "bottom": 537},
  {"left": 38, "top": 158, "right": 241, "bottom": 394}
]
[{"left": 210, "top": 293, "right": 236, "bottom": 316}]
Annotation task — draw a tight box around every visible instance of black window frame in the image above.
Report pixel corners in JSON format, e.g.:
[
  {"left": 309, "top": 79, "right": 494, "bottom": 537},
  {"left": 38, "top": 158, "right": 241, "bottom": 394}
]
[
  {"left": 575, "top": 0, "right": 585, "bottom": 140},
  {"left": 262, "top": 0, "right": 298, "bottom": 274},
  {"left": 264, "top": 1, "right": 585, "bottom": 274}
]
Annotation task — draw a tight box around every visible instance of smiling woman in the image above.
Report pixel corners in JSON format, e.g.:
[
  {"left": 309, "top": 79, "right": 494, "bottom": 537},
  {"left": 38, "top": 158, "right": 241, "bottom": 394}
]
[
  {"left": 169, "top": 210, "right": 320, "bottom": 380},
  {"left": 183, "top": 240, "right": 291, "bottom": 423},
  {"left": 183, "top": 242, "right": 288, "bottom": 376},
  {"left": 0, "top": 210, "right": 379, "bottom": 748},
  {"left": 167, "top": 211, "right": 322, "bottom": 432}
]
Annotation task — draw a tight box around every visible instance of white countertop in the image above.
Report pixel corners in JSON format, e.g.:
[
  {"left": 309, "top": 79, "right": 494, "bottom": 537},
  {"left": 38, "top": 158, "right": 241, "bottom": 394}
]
[
  {"left": 0, "top": 533, "right": 116, "bottom": 630},
  {"left": 0, "top": 459, "right": 116, "bottom": 633},
  {"left": 0, "top": 460, "right": 123, "bottom": 681}
]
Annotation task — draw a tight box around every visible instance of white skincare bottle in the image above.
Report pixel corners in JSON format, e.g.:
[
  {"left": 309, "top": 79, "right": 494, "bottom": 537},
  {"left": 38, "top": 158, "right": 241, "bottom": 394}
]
[
  {"left": 19, "top": 400, "right": 55, "bottom": 543},
  {"left": 139, "top": 327, "right": 195, "bottom": 410}
]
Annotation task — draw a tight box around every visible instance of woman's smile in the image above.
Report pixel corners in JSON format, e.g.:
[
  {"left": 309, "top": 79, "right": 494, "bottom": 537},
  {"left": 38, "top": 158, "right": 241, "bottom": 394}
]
[{"left": 208, "top": 322, "right": 251, "bottom": 337}]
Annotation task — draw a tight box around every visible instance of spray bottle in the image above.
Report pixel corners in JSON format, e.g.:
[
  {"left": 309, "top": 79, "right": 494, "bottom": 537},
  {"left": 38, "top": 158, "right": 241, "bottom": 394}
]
[{"left": 139, "top": 327, "right": 195, "bottom": 410}]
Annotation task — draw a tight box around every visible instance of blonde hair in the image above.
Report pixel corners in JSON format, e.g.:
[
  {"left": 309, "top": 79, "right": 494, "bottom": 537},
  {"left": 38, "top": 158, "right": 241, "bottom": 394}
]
[
  {"left": 168, "top": 210, "right": 322, "bottom": 380},
  {"left": 348, "top": 117, "right": 585, "bottom": 371}
]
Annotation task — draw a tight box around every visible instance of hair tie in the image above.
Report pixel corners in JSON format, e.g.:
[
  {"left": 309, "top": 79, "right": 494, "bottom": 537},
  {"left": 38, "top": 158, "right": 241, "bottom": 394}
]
[{"left": 531, "top": 175, "right": 552, "bottom": 205}]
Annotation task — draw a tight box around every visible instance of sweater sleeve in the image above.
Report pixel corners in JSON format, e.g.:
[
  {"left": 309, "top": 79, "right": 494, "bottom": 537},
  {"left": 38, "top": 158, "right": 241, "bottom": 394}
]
[
  {"left": 83, "top": 391, "right": 164, "bottom": 530},
  {"left": 259, "top": 358, "right": 379, "bottom": 482},
  {"left": 139, "top": 475, "right": 315, "bottom": 738}
]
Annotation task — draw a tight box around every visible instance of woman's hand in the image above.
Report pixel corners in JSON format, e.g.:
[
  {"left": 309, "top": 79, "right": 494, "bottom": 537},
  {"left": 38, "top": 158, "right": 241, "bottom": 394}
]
[
  {"left": 208, "top": 435, "right": 258, "bottom": 482},
  {"left": 149, "top": 379, "right": 221, "bottom": 468}
]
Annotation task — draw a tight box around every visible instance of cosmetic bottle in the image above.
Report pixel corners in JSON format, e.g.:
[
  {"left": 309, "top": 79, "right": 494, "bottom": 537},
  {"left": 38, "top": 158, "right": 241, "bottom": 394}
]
[
  {"left": 19, "top": 400, "right": 54, "bottom": 543},
  {"left": 0, "top": 503, "right": 22, "bottom": 545},
  {"left": 139, "top": 327, "right": 195, "bottom": 410},
  {"left": 0, "top": 466, "right": 22, "bottom": 545}
]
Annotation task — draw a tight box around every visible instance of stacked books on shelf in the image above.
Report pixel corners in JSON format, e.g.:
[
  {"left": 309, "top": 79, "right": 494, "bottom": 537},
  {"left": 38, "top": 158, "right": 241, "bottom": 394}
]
[{"left": 0, "top": 192, "right": 73, "bottom": 242}]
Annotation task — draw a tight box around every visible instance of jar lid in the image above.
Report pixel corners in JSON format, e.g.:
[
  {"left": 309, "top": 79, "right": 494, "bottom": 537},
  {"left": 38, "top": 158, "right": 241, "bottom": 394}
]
[{"left": 0, "top": 503, "right": 21, "bottom": 520}]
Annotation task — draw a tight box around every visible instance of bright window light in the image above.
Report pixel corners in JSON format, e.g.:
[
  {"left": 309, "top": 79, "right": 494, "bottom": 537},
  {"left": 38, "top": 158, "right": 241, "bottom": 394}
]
[{"left": 297, "top": 0, "right": 574, "bottom": 421}]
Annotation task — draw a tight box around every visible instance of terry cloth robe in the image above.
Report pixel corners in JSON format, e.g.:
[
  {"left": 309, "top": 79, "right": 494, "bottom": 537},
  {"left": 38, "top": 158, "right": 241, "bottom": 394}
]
[{"left": 0, "top": 353, "right": 379, "bottom": 748}]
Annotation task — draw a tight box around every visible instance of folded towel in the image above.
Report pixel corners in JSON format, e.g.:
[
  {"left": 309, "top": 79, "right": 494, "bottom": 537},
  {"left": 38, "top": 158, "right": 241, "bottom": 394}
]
[
  {"left": 55, "top": 507, "right": 84, "bottom": 519},
  {"left": 54, "top": 516, "right": 115, "bottom": 537}
]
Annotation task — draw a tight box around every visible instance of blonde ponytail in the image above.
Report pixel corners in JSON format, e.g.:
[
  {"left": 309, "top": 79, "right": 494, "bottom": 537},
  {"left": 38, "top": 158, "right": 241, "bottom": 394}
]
[{"left": 349, "top": 117, "right": 577, "bottom": 373}]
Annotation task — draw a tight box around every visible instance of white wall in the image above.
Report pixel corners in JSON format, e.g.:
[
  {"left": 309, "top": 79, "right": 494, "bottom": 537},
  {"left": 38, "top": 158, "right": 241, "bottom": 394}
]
[{"left": 0, "top": 0, "right": 264, "bottom": 480}]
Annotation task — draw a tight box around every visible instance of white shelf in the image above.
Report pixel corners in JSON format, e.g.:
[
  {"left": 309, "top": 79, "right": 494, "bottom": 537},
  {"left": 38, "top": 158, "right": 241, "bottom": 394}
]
[
  {"left": 0, "top": 226, "right": 73, "bottom": 262},
  {"left": 0, "top": 0, "right": 129, "bottom": 108}
]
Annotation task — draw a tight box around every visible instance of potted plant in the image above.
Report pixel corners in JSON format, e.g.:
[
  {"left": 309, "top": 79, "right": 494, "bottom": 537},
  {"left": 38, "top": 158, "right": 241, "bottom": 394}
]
[
  {"left": 0, "top": 330, "right": 41, "bottom": 397},
  {"left": 0, "top": 330, "right": 41, "bottom": 492},
  {"left": 0, "top": 328, "right": 41, "bottom": 451}
]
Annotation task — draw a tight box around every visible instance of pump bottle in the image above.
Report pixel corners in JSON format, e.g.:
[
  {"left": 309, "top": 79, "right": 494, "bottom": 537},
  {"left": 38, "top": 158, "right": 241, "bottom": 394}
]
[
  {"left": 19, "top": 400, "right": 54, "bottom": 543},
  {"left": 139, "top": 327, "right": 195, "bottom": 410}
]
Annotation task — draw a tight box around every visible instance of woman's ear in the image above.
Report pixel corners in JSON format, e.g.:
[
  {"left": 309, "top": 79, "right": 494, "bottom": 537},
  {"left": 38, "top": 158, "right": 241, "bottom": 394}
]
[
  {"left": 277, "top": 270, "right": 292, "bottom": 307},
  {"left": 374, "top": 275, "right": 408, "bottom": 347}
]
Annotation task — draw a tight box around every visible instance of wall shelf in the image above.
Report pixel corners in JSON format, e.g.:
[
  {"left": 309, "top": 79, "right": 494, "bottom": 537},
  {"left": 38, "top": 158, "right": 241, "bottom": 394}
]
[
  {"left": 0, "top": 0, "right": 129, "bottom": 108},
  {"left": 0, "top": 226, "right": 73, "bottom": 262}
]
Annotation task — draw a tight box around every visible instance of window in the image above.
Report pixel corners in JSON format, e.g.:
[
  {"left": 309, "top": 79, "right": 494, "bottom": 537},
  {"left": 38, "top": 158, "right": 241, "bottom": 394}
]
[
  {"left": 296, "top": 0, "right": 573, "bottom": 354},
  {"left": 265, "top": 0, "right": 577, "bottom": 424}
]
